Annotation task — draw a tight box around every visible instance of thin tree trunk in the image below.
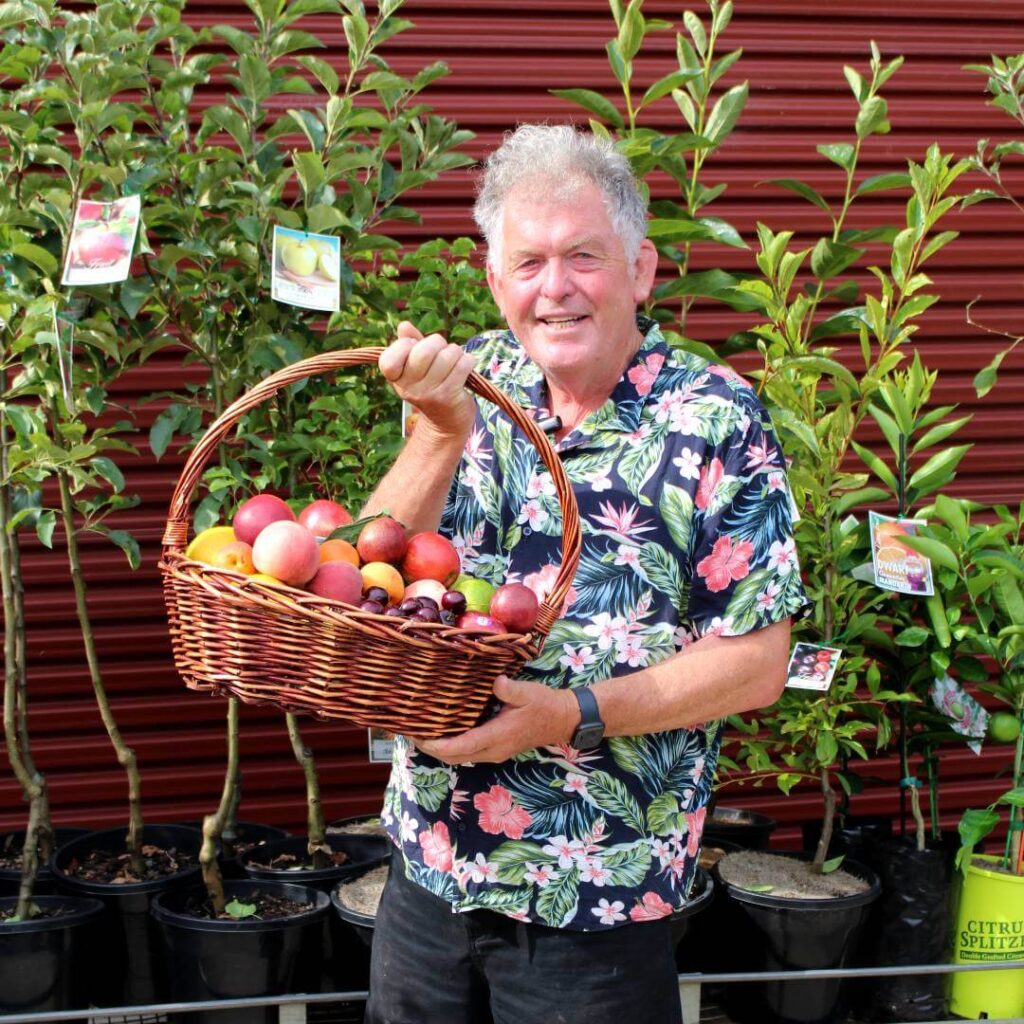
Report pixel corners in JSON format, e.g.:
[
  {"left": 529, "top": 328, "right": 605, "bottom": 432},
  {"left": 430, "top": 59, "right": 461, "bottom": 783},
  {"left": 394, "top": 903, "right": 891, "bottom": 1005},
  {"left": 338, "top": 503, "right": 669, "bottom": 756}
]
[
  {"left": 286, "top": 713, "right": 329, "bottom": 869},
  {"left": 199, "top": 698, "right": 242, "bottom": 913},
  {"left": 814, "top": 768, "right": 837, "bottom": 872},
  {"left": 56, "top": 468, "right": 144, "bottom": 874}
]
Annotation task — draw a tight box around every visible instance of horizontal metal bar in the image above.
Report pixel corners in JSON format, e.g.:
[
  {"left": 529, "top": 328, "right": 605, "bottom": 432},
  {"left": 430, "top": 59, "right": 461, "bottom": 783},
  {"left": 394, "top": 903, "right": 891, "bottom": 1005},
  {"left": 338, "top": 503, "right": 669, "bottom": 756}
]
[{"left": 680, "top": 959, "right": 1024, "bottom": 984}]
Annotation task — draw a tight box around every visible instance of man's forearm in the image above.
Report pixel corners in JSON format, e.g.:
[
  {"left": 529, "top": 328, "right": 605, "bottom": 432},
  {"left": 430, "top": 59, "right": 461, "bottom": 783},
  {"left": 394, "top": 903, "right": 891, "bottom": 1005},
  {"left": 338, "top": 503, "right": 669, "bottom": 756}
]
[
  {"left": 587, "top": 619, "right": 792, "bottom": 738},
  {"left": 360, "top": 422, "right": 468, "bottom": 534}
]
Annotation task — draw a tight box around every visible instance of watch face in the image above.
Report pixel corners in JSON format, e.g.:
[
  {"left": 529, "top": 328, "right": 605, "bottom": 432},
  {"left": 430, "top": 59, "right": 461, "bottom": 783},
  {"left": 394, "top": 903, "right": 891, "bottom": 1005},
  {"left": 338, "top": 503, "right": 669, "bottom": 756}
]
[{"left": 572, "top": 723, "right": 605, "bottom": 749}]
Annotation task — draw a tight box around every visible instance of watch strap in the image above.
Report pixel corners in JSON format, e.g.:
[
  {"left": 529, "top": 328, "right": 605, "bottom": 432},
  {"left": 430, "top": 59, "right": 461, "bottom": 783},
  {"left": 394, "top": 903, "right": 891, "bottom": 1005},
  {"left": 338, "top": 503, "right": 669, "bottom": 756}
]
[{"left": 571, "top": 686, "right": 605, "bottom": 748}]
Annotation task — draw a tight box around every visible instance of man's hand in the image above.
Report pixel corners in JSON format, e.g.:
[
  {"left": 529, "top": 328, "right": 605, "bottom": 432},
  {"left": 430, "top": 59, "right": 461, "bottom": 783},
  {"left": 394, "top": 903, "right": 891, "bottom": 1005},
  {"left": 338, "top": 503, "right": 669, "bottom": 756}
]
[
  {"left": 416, "top": 676, "right": 579, "bottom": 764},
  {"left": 379, "top": 322, "right": 477, "bottom": 440}
]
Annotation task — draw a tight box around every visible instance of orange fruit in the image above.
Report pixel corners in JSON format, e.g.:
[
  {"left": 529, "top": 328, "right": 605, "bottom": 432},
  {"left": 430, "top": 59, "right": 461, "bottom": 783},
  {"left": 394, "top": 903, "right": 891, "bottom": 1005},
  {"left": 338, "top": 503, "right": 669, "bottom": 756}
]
[
  {"left": 360, "top": 561, "right": 404, "bottom": 605},
  {"left": 185, "top": 525, "right": 237, "bottom": 565},
  {"left": 320, "top": 538, "right": 360, "bottom": 566}
]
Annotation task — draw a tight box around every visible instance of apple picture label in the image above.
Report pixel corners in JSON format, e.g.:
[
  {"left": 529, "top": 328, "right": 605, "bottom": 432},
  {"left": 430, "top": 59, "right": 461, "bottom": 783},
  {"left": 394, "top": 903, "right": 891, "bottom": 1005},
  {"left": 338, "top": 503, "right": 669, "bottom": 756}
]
[{"left": 271, "top": 226, "right": 342, "bottom": 312}]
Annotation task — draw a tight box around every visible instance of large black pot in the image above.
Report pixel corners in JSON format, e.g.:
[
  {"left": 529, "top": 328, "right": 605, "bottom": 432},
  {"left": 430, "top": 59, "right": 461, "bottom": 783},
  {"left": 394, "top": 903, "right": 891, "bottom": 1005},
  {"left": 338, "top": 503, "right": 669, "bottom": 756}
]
[
  {"left": 51, "top": 823, "right": 202, "bottom": 1008},
  {"left": 801, "top": 815, "right": 893, "bottom": 866},
  {"left": 852, "top": 835, "right": 954, "bottom": 1022},
  {"left": 669, "top": 867, "right": 715, "bottom": 946},
  {"left": 183, "top": 820, "right": 290, "bottom": 880},
  {"left": 0, "top": 827, "right": 91, "bottom": 898},
  {"left": 152, "top": 879, "right": 330, "bottom": 1024},
  {"left": 676, "top": 837, "right": 742, "bottom": 976},
  {"left": 703, "top": 806, "right": 778, "bottom": 850},
  {"left": 717, "top": 851, "right": 881, "bottom": 1024},
  {"left": 0, "top": 895, "right": 104, "bottom": 1014}
]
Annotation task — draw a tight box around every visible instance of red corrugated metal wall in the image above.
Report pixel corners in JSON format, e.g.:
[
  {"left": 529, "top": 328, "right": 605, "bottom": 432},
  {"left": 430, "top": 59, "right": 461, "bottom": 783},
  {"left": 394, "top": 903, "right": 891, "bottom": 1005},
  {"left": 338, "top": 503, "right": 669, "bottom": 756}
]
[{"left": 5, "top": 0, "right": 1024, "bottom": 848}]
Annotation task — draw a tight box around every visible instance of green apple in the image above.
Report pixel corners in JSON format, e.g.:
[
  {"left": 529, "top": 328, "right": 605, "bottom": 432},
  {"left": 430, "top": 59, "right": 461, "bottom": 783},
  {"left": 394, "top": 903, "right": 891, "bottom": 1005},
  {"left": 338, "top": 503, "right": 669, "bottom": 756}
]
[
  {"left": 453, "top": 574, "right": 496, "bottom": 615},
  {"left": 281, "top": 240, "right": 317, "bottom": 277},
  {"left": 318, "top": 249, "right": 340, "bottom": 281}
]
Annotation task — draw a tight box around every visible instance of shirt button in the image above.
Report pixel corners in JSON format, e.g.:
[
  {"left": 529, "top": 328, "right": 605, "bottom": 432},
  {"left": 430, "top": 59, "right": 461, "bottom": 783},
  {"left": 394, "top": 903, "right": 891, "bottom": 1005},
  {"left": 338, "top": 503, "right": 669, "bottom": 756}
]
[{"left": 523, "top": 526, "right": 532, "bottom": 536}]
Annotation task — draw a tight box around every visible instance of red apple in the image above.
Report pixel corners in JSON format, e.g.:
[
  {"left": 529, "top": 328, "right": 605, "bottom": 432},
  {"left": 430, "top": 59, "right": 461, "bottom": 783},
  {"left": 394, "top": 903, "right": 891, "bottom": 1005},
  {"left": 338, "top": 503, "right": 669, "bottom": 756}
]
[
  {"left": 489, "top": 583, "right": 539, "bottom": 633},
  {"left": 401, "top": 531, "right": 461, "bottom": 585},
  {"left": 309, "top": 560, "right": 363, "bottom": 605},
  {"left": 234, "top": 494, "right": 296, "bottom": 546},
  {"left": 356, "top": 516, "right": 407, "bottom": 565},
  {"left": 299, "top": 498, "right": 352, "bottom": 538},
  {"left": 73, "top": 226, "right": 128, "bottom": 266},
  {"left": 456, "top": 611, "right": 509, "bottom": 635},
  {"left": 252, "top": 521, "right": 320, "bottom": 586}
]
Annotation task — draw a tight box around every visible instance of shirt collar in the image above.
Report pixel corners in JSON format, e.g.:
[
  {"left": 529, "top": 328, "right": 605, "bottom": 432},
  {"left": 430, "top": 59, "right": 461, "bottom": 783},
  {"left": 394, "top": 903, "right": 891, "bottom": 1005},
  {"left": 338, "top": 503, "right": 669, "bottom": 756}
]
[{"left": 509, "top": 315, "right": 669, "bottom": 448}]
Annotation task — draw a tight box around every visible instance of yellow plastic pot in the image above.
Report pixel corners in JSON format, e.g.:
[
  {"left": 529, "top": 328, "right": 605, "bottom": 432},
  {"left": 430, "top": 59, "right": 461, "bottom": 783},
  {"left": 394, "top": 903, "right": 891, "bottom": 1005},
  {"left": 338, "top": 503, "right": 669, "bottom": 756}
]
[{"left": 950, "top": 854, "right": 1024, "bottom": 1019}]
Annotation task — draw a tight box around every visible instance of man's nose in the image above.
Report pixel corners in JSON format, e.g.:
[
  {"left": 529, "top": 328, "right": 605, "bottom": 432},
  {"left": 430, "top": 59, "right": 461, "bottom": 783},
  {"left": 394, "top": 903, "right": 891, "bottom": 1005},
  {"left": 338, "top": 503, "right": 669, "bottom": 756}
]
[{"left": 539, "top": 258, "right": 574, "bottom": 300}]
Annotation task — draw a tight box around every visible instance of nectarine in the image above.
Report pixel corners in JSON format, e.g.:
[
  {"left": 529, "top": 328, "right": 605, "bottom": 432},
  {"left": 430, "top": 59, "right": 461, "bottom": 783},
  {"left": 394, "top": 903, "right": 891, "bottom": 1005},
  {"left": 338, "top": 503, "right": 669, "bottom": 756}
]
[
  {"left": 299, "top": 498, "right": 352, "bottom": 538},
  {"left": 234, "top": 494, "right": 295, "bottom": 546},
  {"left": 252, "top": 521, "right": 320, "bottom": 586},
  {"left": 356, "top": 516, "right": 407, "bottom": 564},
  {"left": 401, "top": 532, "right": 460, "bottom": 585}
]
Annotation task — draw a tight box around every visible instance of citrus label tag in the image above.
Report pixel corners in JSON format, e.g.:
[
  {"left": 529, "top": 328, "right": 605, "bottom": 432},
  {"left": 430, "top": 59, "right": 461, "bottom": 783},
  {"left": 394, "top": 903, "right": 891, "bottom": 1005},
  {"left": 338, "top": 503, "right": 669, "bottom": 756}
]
[
  {"left": 271, "top": 226, "right": 341, "bottom": 311},
  {"left": 62, "top": 195, "right": 141, "bottom": 286},
  {"left": 785, "top": 642, "right": 842, "bottom": 691}
]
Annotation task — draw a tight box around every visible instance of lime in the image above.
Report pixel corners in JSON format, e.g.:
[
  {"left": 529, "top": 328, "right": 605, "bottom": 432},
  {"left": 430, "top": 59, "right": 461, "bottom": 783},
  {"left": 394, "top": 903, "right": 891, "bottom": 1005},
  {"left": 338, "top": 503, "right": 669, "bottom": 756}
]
[
  {"left": 453, "top": 575, "right": 496, "bottom": 615},
  {"left": 988, "top": 711, "right": 1021, "bottom": 744}
]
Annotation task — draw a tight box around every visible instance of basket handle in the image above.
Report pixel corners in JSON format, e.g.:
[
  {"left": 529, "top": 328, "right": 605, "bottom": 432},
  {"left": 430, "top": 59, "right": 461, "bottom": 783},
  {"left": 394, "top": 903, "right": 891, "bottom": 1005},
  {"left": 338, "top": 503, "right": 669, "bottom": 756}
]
[{"left": 162, "top": 347, "right": 581, "bottom": 637}]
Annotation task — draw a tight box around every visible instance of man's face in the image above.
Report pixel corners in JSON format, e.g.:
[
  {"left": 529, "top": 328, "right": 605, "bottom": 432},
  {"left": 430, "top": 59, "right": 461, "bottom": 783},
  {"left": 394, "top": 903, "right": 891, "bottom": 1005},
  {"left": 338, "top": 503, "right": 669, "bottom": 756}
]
[{"left": 486, "top": 181, "right": 657, "bottom": 391}]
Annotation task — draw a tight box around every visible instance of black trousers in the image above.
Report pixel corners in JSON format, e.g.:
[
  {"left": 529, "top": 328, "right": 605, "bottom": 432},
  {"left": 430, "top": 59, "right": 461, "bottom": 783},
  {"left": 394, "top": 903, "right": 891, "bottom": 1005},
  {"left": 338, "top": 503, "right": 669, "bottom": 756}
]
[{"left": 365, "top": 852, "right": 683, "bottom": 1024}]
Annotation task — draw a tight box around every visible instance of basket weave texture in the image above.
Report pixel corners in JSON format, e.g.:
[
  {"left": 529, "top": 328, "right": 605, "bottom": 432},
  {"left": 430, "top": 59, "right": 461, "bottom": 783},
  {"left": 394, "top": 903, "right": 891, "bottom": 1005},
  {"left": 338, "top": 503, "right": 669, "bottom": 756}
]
[{"left": 160, "top": 348, "right": 581, "bottom": 738}]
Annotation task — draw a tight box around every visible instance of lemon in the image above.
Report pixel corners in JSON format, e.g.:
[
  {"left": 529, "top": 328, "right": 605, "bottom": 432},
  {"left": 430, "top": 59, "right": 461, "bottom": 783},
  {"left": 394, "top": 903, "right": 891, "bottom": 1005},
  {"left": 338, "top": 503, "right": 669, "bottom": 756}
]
[
  {"left": 988, "top": 711, "right": 1021, "bottom": 744},
  {"left": 185, "top": 525, "right": 236, "bottom": 564}
]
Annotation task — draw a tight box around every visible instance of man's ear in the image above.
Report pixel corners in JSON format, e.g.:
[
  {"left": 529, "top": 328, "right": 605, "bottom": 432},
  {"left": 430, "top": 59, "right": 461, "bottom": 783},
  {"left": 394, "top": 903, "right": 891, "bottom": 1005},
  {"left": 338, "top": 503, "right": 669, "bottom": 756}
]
[
  {"left": 632, "top": 238, "right": 659, "bottom": 305},
  {"left": 486, "top": 259, "right": 506, "bottom": 318}
]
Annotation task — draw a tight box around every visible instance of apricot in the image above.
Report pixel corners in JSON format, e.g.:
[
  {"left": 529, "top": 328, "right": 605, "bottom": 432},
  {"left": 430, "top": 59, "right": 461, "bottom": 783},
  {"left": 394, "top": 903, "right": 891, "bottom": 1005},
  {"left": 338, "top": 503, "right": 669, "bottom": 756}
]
[
  {"left": 319, "top": 539, "right": 360, "bottom": 566},
  {"left": 360, "top": 562, "right": 405, "bottom": 605},
  {"left": 211, "top": 540, "right": 255, "bottom": 575}
]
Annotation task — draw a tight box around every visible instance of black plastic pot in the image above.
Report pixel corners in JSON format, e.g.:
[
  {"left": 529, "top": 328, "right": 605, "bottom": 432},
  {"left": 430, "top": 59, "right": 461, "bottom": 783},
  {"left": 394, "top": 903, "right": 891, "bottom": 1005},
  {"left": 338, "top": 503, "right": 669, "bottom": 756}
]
[
  {"left": 668, "top": 867, "right": 714, "bottom": 946},
  {"left": 852, "top": 835, "right": 954, "bottom": 1022},
  {"left": 676, "top": 837, "right": 742, "bottom": 976},
  {"left": 717, "top": 851, "right": 881, "bottom": 1024},
  {"left": 702, "top": 806, "right": 778, "bottom": 850},
  {"left": 183, "top": 820, "right": 289, "bottom": 880},
  {"left": 152, "top": 879, "right": 330, "bottom": 1024},
  {"left": 0, "top": 895, "right": 104, "bottom": 1014},
  {"left": 801, "top": 815, "right": 893, "bottom": 866},
  {"left": 0, "top": 827, "right": 91, "bottom": 898},
  {"left": 51, "top": 823, "right": 202, "bottom": 1008}
]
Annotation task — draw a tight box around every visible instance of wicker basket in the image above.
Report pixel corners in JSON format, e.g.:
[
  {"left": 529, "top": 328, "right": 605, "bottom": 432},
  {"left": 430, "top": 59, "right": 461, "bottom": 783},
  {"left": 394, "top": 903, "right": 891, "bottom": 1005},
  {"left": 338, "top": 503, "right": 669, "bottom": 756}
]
[{"left": 159, "top": 348, "right": 581, "bottom": 738}]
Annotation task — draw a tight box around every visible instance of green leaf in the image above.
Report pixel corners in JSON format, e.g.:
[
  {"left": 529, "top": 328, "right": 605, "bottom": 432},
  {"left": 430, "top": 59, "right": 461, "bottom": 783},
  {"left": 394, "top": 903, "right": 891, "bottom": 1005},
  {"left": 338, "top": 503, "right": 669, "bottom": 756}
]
[
  {"left": 810, "top": 238, "right": 862, "bottom": 281},
  {"left": 35, "top": 510, "right": 55, "bottom": 548},
  {"left": 817, "top": 143, "right": 855, "bottom": 172},
  {"left": 105, "top": 530, "right": 141, "bottom": 570},
  {"left": 907, "top": 444, "right": 971, "bottom": 496},
  {"left": 639, "top": 70, "right": 701, "bottom": 110},
  {"left": 855, "top": 173, "right": 911, "bottom": 196},
  {"left": 549, "top": 88, "right": 623, "bottom": 128},
  {"left": 821, "top": 854, "right": 845, "bottom": 874},
  {"left": 855, "top": 95, "right": 889, "bottom": 138},
  {"left": 705, "top": 83, "right": 748, "bottom": 146},
  {"left": 765, "top": 178, "right": 832, "bottom": 215},
  {"left": 224, "top": 899, "right": 257, "bottom": 919},
  {"left": 90, "top": 457, "right": 125, "bottom": 493},
  {"left": 12, "top": 243, "right": 58, "bottom": 276},
  {"left": 894, "top": 626, "right": 930, "bottom": 648},
  {"left": 898, "top": 533, "right": 959, "bottom": 573}
]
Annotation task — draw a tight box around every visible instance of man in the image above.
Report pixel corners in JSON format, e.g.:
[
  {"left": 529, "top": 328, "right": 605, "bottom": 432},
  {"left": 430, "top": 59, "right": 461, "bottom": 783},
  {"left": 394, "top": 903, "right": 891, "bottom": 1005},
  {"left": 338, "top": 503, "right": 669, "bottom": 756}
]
[{"left": 361, "top": 124, "right": 806, "bottom": 1024}]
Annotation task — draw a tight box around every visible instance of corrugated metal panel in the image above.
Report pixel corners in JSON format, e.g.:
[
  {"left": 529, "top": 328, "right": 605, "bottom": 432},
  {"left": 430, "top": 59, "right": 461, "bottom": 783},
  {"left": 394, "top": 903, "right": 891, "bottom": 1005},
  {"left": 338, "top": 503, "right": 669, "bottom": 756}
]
[{"left": 4, "top": 1, "right": 1024, "bottom": 848}]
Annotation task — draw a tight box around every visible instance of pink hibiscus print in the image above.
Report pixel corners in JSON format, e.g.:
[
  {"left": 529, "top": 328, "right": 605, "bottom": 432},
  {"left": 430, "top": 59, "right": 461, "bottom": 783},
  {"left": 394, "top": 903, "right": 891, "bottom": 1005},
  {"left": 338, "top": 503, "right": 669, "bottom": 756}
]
[
  {"left": 473, "top": 784, "right": 532, "bottom": 839},
  {"left": 629, "top": 891, "right": 674, "bottom": 922},
  {"left": 686, "top": 805, "right": 706, "bottom": 858},
  {"left": 418, "top": 821, "right": 454, "bottom": 873},
  {"left": 627, "top": 352, "right": 665, "bottom": 397},
  {"left": 697, "top": 536, "right": 754, "bottom": 592},
  {"left": 695, "top": 457, "right": 725, "bottom": 511},
  {"left": 523, "top": 563, "right": 577, "bottom": 615}
]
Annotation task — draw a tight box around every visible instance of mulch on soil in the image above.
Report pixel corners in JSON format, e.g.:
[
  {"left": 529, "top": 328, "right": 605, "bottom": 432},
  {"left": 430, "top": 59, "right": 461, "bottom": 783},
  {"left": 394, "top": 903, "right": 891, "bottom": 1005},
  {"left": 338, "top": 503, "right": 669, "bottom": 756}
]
[{"left": 64, "top": 843, "right": 197, "bottom": 884}]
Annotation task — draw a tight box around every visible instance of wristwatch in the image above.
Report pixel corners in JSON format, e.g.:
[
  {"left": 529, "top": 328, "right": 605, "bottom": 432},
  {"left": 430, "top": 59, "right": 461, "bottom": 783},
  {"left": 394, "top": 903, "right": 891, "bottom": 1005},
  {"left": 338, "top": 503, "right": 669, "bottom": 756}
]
[{"left": 570, "top": 686, "right": 605, "bottom": 749}]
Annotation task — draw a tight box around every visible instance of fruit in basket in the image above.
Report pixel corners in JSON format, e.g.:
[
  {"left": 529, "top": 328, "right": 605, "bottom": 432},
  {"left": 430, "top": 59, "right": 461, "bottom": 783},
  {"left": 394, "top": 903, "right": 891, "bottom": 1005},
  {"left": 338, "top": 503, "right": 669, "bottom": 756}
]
[
  {"left": 489, "top": 583, "right": 539, "bottom": 632},
  {"left": 404, "top": 579, "right": 447, "bottom": 605},
  {"left": 356, "top": 516, "right": 407, "bottom": 564},
  {"left": 252, "top": 521, "right": 320, "bottom": 586},
  {"left": 453, "top": 575, "right": 496, "bottom": 615},
  {"left": 210, "top": 540, "right": 256, "bottom": 576},
  {"left": 456, "top": 611, "right": 508, "bottom": 634},
  {"left": 401, "top": 532, "right": 460, "bottom": 586},
  {"left": 249, "top": 572, "right": 285, "bottom": 586},
  {"left": 309, "top": 560, "right": 363, "bottom": 604},
  {"left": 185, "top": 525, "right": 237, "bottom": 564},
  {"left": 360, "top": 561, "right": 405, "bottom": 605},
  {"left": 441, "top": 590, "right": 468, "bottom": 616},
  {"left": 234, "top": 494, "right": 296, "bottom": 546},
  {"left": 319, "top": 538, "right": 360, "bottom": 566},
  {"left": 299, "top": 498, "right": 352, "bottom": 538}
]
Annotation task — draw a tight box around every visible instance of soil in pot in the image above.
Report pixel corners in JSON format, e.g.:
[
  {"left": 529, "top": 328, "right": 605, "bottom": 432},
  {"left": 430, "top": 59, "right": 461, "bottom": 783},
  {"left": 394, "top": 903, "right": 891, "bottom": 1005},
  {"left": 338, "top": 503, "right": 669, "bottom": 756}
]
[
  {"left": 0, "top": 827, "right": 91, "bottom": 898},
  {"left": 717, "top": 850, "right": 881, "bottom": 1024},
  {"left": 0, "top": 894, "right": 104, "bottom": 1014},
  {"left": 52, "top": 824, "right": 202, "bottom": 1009},
  {"left": 183, "top": 820, "right": 289, "bottom": 880},
  {"left": 327, "top": 815, "right": 388, "bottom": 839},
  {"left": 152, "top": 880, "right": 330, "bottom": 1024}
]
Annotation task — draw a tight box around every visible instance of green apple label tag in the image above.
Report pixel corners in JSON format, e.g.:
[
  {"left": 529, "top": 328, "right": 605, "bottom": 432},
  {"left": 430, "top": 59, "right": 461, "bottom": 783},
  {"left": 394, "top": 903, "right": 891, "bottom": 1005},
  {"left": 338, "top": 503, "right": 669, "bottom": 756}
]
[
  {"left": 271, "top": 226, "right": 341, "bottom": 312},
  {"left": 785, "top": 642, "right": 842, "bottom": 691},
  {"left": 62, "top": 195, "right": 141, "bottom": 286}
]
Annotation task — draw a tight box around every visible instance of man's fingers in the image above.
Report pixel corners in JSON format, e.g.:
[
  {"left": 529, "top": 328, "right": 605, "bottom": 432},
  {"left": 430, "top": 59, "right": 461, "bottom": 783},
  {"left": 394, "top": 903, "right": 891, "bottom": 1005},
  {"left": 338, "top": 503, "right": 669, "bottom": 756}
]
[
  {"left": 379, "top": 336, "right": 413, "bottom": 382},
  {"left": 396, "top": 320, "right": 424, "bottom": 342}
]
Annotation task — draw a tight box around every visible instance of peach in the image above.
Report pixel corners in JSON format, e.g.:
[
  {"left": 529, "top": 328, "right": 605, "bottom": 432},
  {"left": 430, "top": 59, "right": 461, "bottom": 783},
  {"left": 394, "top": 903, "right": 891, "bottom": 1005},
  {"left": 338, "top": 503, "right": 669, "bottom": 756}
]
[
  {"left": 234, "top": 494, "right": 295, "bottom": 546},
  {"left": 309, "top": 560, "right": 363, "bottom": 605},
  {"left": 401, "top": 532, "right": 461, "bottom": 585},
  {"left": 299, "top": 498, "right": 352, "bottom": 538},
  {"left": 356, "top": 516, "right": 407, "bottom": 565},
  {"left": 252, "top": 521, "right": 320, "bottom": 586},
  {"left": 404, "top": 579, "right": 447, "bottom": 604},
  {"left": 489, "top": 583, "right": 539, "bottom": 632}
]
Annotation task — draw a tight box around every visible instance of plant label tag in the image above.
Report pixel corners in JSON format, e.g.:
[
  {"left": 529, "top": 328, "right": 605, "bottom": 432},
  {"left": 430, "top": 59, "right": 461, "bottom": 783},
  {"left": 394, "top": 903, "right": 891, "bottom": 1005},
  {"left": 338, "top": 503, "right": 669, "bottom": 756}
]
[
  {"left": 271, "top": 227, "right": 341, "bottom": 311},
  {"left": 62, "top": 195, "right": 141, "bottom": 286},
  {"left": 931, "top": 674, "right": 988, "bottom": 754},
  {"left": 401, "top": 400, "right": 421, "bottom": 439},
  {"left": 869, "top": 511, "right": 934, "bottom": 596},
  {"left": 368, "top": 727, "right": 395, "bottom": 762},
  {"left": 785, "top": 642, "right": 842, "bottom": 691}
]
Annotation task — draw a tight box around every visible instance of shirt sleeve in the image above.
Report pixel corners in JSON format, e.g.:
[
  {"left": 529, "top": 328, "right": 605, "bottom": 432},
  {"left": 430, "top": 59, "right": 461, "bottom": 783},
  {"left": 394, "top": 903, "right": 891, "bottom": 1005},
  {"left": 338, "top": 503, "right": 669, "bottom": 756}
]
[{"left": 684, "top": 388, "right": 808, "bottom": 639}]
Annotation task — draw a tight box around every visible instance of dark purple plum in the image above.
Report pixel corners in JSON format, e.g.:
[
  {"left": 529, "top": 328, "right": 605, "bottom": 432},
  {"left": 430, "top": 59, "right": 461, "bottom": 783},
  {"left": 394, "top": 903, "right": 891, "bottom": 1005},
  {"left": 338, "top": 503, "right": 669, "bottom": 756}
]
[
  {"left": 414, "top": 606, "right": 440, "bottom": 623},
  {"left": 365, "top": 586, "right": 389, "bottom": 604},
  {"left": 359, "top": 599, "right": 385, "bottom": 614},
  {"left": 399, "top": 598, "right": 422, "bottom": 616},
  {"left": 441, "top": 591, "right": 467, "bottom": 615}
]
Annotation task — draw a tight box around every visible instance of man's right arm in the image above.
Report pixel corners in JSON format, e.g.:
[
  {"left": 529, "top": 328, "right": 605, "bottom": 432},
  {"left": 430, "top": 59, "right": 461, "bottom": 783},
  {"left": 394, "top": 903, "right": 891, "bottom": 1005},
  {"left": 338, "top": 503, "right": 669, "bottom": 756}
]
[{"left": 359, "top": 323, "right": 477, "bottom": 534}]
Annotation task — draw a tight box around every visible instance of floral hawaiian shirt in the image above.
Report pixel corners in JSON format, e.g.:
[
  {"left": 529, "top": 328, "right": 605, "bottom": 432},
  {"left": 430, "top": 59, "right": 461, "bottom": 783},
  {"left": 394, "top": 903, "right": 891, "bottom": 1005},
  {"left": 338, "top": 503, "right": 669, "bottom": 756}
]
[{"left": 380, "top": 317, "right": 807, "bottom": 931}]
